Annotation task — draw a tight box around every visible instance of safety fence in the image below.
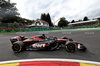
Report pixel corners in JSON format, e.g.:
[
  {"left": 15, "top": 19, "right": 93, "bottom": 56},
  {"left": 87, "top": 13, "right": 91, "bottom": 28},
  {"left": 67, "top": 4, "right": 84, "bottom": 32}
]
[
  {"left": 0, "top": 26, "right": 100, "bottom": 33},
  {"left": 0, "top": 28, "right": 60, "bottom": 33},
  {"left": 64, "top": 26, "right": 100, "bottom": 29}
]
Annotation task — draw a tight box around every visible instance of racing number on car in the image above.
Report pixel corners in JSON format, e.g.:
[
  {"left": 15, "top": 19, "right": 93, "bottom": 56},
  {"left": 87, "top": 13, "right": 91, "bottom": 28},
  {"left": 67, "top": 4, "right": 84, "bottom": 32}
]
[{"left": 32, "top": 43, "right": 45, "bottom": 48}]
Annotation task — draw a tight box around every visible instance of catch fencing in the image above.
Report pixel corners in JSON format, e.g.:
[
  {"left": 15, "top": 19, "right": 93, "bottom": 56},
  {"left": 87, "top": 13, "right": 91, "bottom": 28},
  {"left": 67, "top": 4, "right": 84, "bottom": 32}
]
[{"left": 0, "top": 28, "right": 60, "bottom": 33}]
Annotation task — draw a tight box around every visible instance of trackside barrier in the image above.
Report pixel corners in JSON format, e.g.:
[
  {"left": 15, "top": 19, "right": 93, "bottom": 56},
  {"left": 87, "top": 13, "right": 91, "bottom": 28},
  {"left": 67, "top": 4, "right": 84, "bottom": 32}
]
[
  {"left": 0, "top": 28, "right": 60, "bottom": 33},
  {"left": 65, "top": 26, "right": 100, "bottom": 29}
]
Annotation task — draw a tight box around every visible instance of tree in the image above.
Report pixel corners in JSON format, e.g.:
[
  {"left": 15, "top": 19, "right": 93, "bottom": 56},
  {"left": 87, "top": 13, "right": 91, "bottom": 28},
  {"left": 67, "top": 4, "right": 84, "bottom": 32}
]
[
  {"left": 75, "top": 19, "right": 82, "bottom": 22},
  {"left": 58, "top": 17, "right": 69, "bottom": 27},
  {"left": 41, "top": 13, "right": 46, "bottom": 21},
  {"left": 40, "top": 13, "right": 53, "bottom": 26},
  {"left": 97, "top": 18, "right": 100, "bottom": 26},
  {"left": 0, "top": 0, "right": 19, "bottom": 23},
  {"left": 46, "top": 13, "right": 53, "bottom": 26},
  {"left": 16, "top": 17, "right": 35, "bottom": 24},
  {"left": 83, "top": 16, "right": 89, "bottom": 21},
  {"left": 78, "top": 19, "right": 82, "bottom": 22},
  {"left": 71, "top": 20, "right": 75, "bottom": 23}
]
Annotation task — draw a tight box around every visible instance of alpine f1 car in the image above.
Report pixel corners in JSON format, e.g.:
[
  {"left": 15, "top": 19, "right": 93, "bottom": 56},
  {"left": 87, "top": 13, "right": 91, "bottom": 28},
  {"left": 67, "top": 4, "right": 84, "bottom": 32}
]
[{"left": 10, "top": 34, "right": 86, "bottom": 53}]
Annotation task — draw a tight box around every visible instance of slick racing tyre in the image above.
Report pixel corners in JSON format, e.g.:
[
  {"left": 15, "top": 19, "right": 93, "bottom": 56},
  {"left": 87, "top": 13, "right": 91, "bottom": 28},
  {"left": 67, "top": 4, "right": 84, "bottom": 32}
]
[
  {"left": 12, "top": 41, "right": 24, "bottom": 53},
  {"left": 66, "top": 42, "right": 77, "bottom": 52}
]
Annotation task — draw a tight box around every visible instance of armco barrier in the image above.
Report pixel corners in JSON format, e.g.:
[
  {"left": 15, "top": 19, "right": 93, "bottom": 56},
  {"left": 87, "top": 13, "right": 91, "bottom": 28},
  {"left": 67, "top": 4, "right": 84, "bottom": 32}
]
[
  {"left": 0, "top": 28, "right": 60, "bottom": 33},
  {"left": 0, "top": 28, "right": 26, "bottom": 30},
  {"left": 67, "top": 26, "right": 100, "bottom": 29}
]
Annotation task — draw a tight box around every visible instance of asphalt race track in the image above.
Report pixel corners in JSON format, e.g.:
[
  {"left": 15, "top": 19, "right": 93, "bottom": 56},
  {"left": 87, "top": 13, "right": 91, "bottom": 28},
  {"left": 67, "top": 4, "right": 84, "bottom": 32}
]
[{"left": 0, "top": 30, "right": 100, "bottom": 62}]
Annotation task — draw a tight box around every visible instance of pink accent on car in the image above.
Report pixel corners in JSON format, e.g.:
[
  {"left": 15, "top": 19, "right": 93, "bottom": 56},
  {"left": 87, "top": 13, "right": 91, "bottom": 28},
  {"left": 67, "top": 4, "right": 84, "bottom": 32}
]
[
  {"left": 57, "top": 39, "right": 68, "bottom": 41},
  {"left": 31, "top": 37, "right": 44, "bottom": 40},
  {"left": 73, "top": 41, "right": 80, "bottom": 43}
]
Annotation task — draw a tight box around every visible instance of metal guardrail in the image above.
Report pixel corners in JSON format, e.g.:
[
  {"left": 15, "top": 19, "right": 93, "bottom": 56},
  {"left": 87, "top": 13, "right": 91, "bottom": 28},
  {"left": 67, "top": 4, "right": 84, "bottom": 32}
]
[
  {"left": 0, "top": 28, "right": 60, "bottom": 33},
  {"left": 0, "top": 26, "right": 100, "bottom": 33},
  {"left": 64, "top": 26, "right": 100, "bottom": 29}
]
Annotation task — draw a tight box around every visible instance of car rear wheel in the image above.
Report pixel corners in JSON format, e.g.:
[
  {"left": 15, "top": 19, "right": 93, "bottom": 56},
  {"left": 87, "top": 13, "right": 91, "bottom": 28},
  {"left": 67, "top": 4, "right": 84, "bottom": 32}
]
[
  {"left": 12, "top": 41, "right": 24, "bottom": 53},
  {"left": 12, "top": 43, "right": 22, "bottom": 52}
]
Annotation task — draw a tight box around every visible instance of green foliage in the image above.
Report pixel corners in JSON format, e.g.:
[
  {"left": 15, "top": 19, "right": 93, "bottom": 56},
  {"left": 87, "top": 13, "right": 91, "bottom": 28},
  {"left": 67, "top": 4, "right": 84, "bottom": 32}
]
[
  {"left": 15, "top": 17, "right": 35, "bottom": 24},
  {"left": 0, "top": 22, "right": 24, "bottom": 28},
  {"left": 46, "top": 13, "right": 53, "bottom": 26},
  {"left": 13, "top": 21, "right": 19, "bottom": 28},
  {"left": 41, "top": 13, "right": 53, "bottom": 26},
  {"left": 41, "top": 13, "right": 46, "bottom": 21},
  {"left": 58, "top": 17, "right": 69, "bottom": 27},
  {"left": 0, "top": 0, "right": 20, "bottom": 23},
  {"left": 0, "top": 0, "right": 35, "bottom": 24},
  {"left": 8, "top": 22, "right": 20, "bottom": 28},
  {"left": 97, "top": 18, "right": 100, "bottom": 26},
  {"left": 24, "top": 18, "right": 35, "bottom": 23},
  {"left": 83, "top": 16, "right": 89, "bottom": 21},
  {"left": 71, "top": 20, "right": 75, "bottom": 23},
  {"left": 78, "top": 19, "right": 82, "bottom": 22}
]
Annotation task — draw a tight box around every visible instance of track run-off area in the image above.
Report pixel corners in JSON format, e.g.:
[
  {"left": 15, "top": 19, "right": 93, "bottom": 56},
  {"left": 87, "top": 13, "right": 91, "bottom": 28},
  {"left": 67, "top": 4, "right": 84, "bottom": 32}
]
[{"left": 0, "top": 29, "right": 100, "bottom": 63}]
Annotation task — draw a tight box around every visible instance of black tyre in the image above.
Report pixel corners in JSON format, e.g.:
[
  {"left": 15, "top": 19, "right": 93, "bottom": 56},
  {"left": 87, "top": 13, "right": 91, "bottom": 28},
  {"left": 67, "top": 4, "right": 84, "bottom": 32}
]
[
  {"left": 12, "top": 41, "right": 24, "bottom": 52},
  {"left": 66, "top": 43, "right": 77, "bottom": 52}
]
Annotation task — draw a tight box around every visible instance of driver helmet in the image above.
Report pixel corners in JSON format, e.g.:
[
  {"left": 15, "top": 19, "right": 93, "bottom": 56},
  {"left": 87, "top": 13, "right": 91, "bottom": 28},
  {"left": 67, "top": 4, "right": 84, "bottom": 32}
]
[
  {"left": 42, "top": 34, "right": 45, "bottom": 39},
  {"left": 19, "top": 35, "right": 25, "bottom": 40}
]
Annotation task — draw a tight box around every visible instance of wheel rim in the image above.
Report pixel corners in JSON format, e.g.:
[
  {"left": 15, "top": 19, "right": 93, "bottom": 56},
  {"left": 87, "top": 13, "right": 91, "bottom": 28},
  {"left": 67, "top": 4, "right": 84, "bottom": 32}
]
[
  {"left": 66, "top": 43, "right": 77, "bottom": 52},
  {"left": 12, "top": 43, "right": 22, "bottom": 52}
]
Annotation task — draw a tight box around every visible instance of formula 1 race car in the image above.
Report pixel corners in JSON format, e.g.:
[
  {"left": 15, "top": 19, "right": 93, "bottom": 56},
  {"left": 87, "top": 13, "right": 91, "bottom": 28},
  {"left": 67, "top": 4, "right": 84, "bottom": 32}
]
[{"left": 10, "top": 34, "right": 86, "bottom": 53}]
